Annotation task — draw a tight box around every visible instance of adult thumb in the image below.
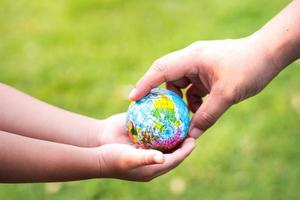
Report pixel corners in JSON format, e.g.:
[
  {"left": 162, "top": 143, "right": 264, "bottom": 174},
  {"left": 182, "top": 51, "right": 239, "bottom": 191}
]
[{"left": 189, "top": 86, "right": 234, "bottom": 138}]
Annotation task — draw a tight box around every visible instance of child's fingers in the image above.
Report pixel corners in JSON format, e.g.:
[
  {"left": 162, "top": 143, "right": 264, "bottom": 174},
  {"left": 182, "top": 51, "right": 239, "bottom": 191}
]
[
  {"left": 159, "top": 137, "right": 196, "bottom": 170},
  {"left": 135, "top": 137, "right": 196, "bottom": 179},
  {"left": 124, "top": 148, "right": 165, "bottom": 169}
]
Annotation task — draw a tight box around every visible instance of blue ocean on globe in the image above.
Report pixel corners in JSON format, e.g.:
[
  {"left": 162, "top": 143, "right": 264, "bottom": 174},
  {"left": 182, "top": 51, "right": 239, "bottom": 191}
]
[{"left": 126, "top": 88, "right": 190, "bottom": 152}]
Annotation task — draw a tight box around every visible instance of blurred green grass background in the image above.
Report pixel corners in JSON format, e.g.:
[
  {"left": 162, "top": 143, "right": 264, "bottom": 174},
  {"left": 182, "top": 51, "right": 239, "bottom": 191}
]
[{"left": 0, "top": 0, "right": 299, "bottom": 199}]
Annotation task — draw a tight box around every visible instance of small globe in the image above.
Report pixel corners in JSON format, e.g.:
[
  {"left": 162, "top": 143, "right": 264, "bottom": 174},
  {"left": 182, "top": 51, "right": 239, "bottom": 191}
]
[{"left": 126, "top": 88, "right": 190, "bottom": 152}]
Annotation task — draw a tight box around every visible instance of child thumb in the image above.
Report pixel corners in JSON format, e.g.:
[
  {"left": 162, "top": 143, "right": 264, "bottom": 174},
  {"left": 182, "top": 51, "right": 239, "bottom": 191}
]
[{"left": 127, "top": 149, "right": 165, "bottom": 168}]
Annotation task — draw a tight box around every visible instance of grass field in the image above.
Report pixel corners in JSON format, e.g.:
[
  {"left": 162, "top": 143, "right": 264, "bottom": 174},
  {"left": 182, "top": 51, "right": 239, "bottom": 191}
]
[{"left": 0, "top": 0, "right": 299, "bottom": 199}]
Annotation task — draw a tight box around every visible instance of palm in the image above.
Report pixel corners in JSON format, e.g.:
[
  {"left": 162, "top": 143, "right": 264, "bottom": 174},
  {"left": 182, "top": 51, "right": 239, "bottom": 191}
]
[
  {"left": 96, "top": 114, "right": 196, "bottom": 181},
  {"left": 100, "top": 113, "right": 133, "bottom": 145}
]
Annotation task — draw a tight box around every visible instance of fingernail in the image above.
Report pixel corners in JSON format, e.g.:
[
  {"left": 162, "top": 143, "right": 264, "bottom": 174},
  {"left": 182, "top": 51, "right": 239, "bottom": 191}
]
[
  {"left": 128, "top": 88, "right": 137, "bottom": 100},
  {"left": 189, "top": 128, "right": 203, "bottom": 139},
  {"left": 153, "top": 153, "right": 164, "bottom": 163}
]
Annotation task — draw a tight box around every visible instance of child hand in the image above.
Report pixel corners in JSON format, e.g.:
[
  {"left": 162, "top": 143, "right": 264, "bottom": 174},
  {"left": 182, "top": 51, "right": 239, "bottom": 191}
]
[
  {"left": 94, "top": 137, "right": 195, "bottom": 181},
  {"left": 94, "top": 113, "right": 195, "bottom": 181},
  {"left": 97, "top": 113, "right": 132, "bottom": 145}
]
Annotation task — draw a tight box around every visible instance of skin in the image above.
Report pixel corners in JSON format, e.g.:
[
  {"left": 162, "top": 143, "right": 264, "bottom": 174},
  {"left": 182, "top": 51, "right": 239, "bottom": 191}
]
[
  {"left": 129, "top": 0, "right": 300, "bottom": 138},
  {"left": 1, "top": 0, "right": 299, "bottom": 183},
  {"left": 0, "top": 84, "right": 196, "bottom": 182}
]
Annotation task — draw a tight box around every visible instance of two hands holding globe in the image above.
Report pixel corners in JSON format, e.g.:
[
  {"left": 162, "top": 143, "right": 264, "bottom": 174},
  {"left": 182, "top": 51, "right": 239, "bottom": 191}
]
[
  {"left": 97, "top": 113, "right": 195, "bottom": 181},
  {"left": 0, "top": 2, "right": 298, "bottom": 183},
  {"left": 96, "top": 35, "right": 288, "bottom": 181}
]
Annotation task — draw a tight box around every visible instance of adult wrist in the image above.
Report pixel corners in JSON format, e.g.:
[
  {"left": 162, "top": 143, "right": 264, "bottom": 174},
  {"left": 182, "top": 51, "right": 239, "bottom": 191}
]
[
  {"left": 249, "top": 30, "right": 287, "bottom": 73},
  {"left": 251, "top": 27, "right": 300, "bottom": 74}
]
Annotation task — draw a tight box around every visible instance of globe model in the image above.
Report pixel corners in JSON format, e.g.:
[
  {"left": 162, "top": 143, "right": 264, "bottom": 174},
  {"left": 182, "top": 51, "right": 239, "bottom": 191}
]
[{"left": 126, "top": 88, "right": 190, "bottom": 152}]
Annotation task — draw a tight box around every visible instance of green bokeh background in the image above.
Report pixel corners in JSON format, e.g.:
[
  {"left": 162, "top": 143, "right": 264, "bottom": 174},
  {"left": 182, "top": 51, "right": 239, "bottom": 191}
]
[{"left": 0, "top": 0, "right": 299, "bottom": 199}]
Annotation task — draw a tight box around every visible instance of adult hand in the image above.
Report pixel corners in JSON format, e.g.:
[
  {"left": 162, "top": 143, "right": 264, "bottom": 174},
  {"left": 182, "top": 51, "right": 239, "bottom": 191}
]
[
  {"left": 129, "top": 0, "right": 300, "bottom": 138},
  {"left": 129, "top": 35, "right": 283, "bottom": 138}
]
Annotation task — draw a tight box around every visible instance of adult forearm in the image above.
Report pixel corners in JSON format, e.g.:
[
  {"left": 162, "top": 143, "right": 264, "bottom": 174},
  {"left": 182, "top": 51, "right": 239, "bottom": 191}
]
[
  {"left": 0, "top": 83, "right": 103, "bottom": 147},
  {"left": 253, "top": 0, "right": 300, "bottom": 71},
  {"left": 0, "top": 130, "right": 100, "bottom": 183}
]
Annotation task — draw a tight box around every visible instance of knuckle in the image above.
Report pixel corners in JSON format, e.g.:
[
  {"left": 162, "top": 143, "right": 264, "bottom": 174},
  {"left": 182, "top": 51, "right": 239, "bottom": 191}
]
[
  {"left": 186, "top": 41, "right": 208, "bottom": 55},
  {"left": 220, "top": 90, "right": 235, "bottom": 105},
  {"left": 214, "top": 85, "right": 236, "bottom": 105},
  {"left": 152, "top": 59, "right": 167, "bottom": 73},
  {"left": 185, "top": 41, "right": 208, "bottom": 67},
  {"left": 196, "top": 111, "right": 217, "bottom": 130}
]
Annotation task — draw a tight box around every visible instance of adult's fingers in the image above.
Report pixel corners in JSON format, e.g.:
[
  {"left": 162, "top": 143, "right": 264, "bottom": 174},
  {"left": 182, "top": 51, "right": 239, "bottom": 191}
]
[
  {"left": 129, "top": 49, "right": 197, "bottom": 101},
  {"left": 186, "top": 84, "right": 204, "bottom": 113},
  {"left": 189, "top": 85, "right": 233, "bottom": 138},
  {"left": 166, "top": 82, "right": 183, "bottom": 97},
  {"left": 166, "top": 78, "right": 191, "bottom": 98}
]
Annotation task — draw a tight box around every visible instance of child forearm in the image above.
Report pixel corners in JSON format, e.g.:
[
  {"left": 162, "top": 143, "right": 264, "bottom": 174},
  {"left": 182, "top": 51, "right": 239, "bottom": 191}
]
[
  {"left": 0, "top": 130, "right": 100, "bottom": 183},
  {"left": 0, "top": 83, "right": 104, "bottom": 147}
]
